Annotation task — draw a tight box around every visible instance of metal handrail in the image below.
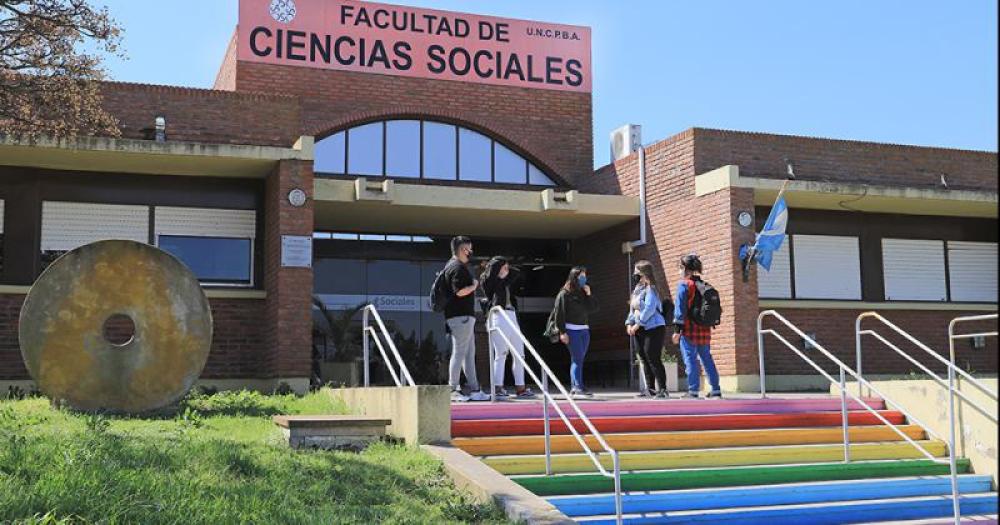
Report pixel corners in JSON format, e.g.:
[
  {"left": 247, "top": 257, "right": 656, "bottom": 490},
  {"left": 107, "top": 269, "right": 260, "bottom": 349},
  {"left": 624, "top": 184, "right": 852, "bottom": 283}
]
[
  {"left": 361, "top": 304, "right": 415, "bottom": 387},
  {"left": 945, "top": 314, "right": 999, "bottom": 525},
  {"left": 487, "top": 306, "right": 623, "bottom": 525},
  {"left": 856, "top": 312, "right": 997, "bottom": 423},
  {"left": 758, "top": 311, "right": 946, "bottom": 460}
]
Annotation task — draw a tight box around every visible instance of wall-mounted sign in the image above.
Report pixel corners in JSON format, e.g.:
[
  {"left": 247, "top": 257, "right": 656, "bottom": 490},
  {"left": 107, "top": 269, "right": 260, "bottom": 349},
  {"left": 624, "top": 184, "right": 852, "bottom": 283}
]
[
  {"left": 281, "top": 235, "right": 313, "bottom": 268},
  {"left": 288, "top": 188, "right": 307, "bottom": 207},
  {"left": 238, "top": 0, "right": 592, "bottom": 92}
]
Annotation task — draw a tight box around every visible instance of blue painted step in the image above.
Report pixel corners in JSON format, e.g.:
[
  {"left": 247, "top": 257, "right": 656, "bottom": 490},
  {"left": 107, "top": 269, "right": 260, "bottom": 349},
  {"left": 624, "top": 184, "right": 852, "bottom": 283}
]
[
  {"left": 552, "top": 475, "right": 993, "bottom": 517},
  {"left": 576, "top": 493, "right": 999, "bottom": 525}
]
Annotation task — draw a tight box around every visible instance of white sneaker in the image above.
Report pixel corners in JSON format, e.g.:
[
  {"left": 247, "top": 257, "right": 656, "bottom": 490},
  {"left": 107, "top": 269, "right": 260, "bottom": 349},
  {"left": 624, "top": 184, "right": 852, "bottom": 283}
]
[
  {"left": 451, "top": 390, "right": 470, "bottom": 403},
  {"left": 468, "top": 391, "right": 490, "bottom": 402}
]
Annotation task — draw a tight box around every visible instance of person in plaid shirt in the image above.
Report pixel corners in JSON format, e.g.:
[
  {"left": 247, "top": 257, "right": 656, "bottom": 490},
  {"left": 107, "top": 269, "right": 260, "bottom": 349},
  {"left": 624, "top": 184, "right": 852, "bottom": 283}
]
[{"left": 671, "top": 254, "right": 722, "bottom": 399}]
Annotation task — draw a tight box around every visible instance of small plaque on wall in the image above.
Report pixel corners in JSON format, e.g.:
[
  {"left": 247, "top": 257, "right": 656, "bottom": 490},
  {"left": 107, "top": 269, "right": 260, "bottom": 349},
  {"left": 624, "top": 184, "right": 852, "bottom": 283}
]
[{"left": 281, "top": 235, "right": 312, "bottom": 268}]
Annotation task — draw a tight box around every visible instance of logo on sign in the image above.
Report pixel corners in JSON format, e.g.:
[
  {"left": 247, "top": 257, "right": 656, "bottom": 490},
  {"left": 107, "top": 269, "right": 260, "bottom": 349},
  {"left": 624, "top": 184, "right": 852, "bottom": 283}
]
[{"left": 269, "top": 0, "right": 296, "bottom": 23}]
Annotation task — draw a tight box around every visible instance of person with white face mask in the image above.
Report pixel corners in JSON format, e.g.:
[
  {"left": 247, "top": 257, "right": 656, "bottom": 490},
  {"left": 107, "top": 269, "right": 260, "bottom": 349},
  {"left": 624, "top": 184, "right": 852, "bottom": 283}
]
[{"left": 482, "top": 256, "right": 536, "bottom": 399}]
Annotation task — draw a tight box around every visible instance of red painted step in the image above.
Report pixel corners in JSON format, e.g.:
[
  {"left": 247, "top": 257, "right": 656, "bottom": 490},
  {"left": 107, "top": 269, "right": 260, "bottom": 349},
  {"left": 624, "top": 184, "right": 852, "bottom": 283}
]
[{"left": 451, "top": 410, "right": 907, "bottom": 437}]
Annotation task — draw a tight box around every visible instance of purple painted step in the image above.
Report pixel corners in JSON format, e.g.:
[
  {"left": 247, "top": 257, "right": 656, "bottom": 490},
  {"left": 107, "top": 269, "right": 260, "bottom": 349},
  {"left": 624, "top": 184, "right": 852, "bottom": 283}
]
[{"left": 451, "top": 397, "right": 886, "bottom": 420}]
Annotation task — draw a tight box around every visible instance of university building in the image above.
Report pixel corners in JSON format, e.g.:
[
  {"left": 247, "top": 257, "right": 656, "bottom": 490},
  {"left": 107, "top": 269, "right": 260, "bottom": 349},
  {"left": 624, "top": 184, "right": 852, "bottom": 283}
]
[{"left": 1, "top": 0, "right": 996, "bottom": 393}]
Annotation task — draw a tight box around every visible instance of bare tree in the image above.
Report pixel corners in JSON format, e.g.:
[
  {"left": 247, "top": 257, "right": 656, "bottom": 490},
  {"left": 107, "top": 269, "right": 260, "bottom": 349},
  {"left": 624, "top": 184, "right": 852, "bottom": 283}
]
[{"left": 0, "top": 0, "right": 123, "bottom": 139}]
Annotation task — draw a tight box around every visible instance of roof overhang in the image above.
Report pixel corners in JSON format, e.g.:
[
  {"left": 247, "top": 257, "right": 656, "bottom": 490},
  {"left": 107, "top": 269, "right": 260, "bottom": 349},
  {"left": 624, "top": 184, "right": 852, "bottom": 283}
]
[
  {"left": 0, "top": 135, "right": 314, "bottom": 178},
  {"left": 696, "top": 165, "right": 998, "bottom": 218},
  {"left": 314, "top": 177, "right": 640, "bottom": 239}
]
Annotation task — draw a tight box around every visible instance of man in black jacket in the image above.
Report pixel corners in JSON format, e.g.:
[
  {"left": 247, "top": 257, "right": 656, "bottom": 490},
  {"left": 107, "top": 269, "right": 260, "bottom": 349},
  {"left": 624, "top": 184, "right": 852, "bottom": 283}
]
[{"left": 442, "top": 236, "right": 489, "bottom": 402}]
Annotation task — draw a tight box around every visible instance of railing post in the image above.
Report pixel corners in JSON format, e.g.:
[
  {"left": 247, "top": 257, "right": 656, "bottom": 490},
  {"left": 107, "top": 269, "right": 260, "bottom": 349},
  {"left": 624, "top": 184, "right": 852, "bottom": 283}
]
[
  {"left": 613, "top": 450, "right": 624, "bottom": 525},
  {"left": 362, "top": 306, "right": 370, "bottom": 387},
  {"left": 839, "top": 367, "right": 850, "bottom": 463},
  {"left": 855, "top": 314, "right": 864, "bottom": 397},
  {"left": 488, "top": 312, "right": 496, "bottom": 403},
  {"left": 947, "top": 328, "right": 961, "bottom": 525},
  {"left": 542, "top": 373, "right": 552, "bottom": 476},
  {"left": 757, "top": 312, "right": 767, "bottom": 399}
]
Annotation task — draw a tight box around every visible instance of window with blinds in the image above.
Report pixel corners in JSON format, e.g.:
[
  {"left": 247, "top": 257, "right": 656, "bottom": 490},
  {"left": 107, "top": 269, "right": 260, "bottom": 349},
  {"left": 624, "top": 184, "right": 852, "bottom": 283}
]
[
  {"left": 758, "top": 235, "right": 792, "bottom": 299},
  {"left": 792, "top": 234, "right": 862, "bottom": 300},
  {"left": 882, "top": 239, "right": 947, "bottom": 301},
  {"left": 153, "top": 207, "right": 257, "bottom": 286},
  {"left": 948, "top": 241, "right": 998, "bottom": 303}
]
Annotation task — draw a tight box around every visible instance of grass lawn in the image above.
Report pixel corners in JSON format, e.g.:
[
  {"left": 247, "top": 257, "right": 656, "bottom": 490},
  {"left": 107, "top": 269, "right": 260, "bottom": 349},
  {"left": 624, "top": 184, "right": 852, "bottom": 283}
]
[{"left": 0, "top": 389, "right": 508, "bottom": 524}]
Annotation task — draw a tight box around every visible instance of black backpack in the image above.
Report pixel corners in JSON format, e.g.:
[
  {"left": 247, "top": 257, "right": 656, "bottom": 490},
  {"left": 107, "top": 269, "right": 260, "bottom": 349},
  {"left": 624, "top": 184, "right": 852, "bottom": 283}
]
[
  {"left": 689, "top": 279, "right": 722, "bottom": 327},
  {"left": 429, "top": 270, "right": 452, "bottom": 313}
]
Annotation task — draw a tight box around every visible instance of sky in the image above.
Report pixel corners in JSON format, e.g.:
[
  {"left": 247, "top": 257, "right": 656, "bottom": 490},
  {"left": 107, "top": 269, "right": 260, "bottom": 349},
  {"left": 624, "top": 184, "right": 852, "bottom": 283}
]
[{"left": 94, "top": 0, "right": 998, "bottom": 165}]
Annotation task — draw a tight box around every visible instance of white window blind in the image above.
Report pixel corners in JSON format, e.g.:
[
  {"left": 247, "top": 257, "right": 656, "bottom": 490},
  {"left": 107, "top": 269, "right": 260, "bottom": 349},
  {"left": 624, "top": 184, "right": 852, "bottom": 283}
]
[
  {"left": 882, "top": 239, "right": 947, "bottom": 301},
  {"left": 758, "top": 235, "right": 792, "bottom": 299},
  {"left": 948, "top": 241, "right": 998, "bottom": 303},
  {"left": 41, "top": 201, "right": 149, "bottom": 251},
  {"left": 154, "top": 207, "right": 256, "bottom": 239},
  {"left": 792, "top": 234, "right": 862, "bottom": 300}
]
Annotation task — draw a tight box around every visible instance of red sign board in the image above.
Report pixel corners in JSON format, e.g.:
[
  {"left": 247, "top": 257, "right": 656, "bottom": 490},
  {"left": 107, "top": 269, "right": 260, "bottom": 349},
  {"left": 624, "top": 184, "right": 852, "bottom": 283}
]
[{"left": 238, "top": 0, "right": 592, "bottom": 92}]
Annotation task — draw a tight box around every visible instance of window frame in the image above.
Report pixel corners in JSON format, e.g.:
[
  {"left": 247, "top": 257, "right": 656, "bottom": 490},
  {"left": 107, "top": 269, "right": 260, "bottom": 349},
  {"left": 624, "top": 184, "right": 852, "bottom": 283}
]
[
  {"left": 313, "top": 119, "right": 558, "bottom": 187},
  {"left": 156, "top": 233, "right": 256, "bottom": 288}
]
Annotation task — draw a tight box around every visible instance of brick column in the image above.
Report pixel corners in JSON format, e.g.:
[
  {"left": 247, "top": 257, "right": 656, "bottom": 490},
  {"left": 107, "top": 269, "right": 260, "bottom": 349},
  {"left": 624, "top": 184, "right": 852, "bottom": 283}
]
[{"left": 262, "top": 159, "right": 314, "bottom": 392}]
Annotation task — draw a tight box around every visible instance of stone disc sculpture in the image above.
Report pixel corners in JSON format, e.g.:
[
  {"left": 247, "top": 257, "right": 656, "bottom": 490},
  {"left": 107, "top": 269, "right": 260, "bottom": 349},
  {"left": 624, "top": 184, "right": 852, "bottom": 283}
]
[{"left": 18, "top": 240, "right": 213, "bottom": 413}]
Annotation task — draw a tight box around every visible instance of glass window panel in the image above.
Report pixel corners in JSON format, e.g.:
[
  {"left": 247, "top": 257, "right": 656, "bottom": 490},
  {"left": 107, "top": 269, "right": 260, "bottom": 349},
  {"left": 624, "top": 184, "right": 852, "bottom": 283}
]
[
  {"left": 385, "top": 120, "right": 420, "bottom": 178},
  {"left": 313, "top": 258, "right": 365, "bottom": 295},
  {"left": 458, "top": 128, "right": 492, "bottom": 182},
  {"left": 331, "top": 233, "right": 360, "bottom": 240},
  {"left": 314, "top": 131, "right": 346, "bottom": 174},
  {"left": 360, "top": 234, "right": 386, "bottom": 241},
  {"left": 528, "top": 164, "right": 556, "bottom": 186},
  {"left": 494, "top": 143, "right": 527, "bottom": 184},
  {"left": 423, "top": 122, "right": 457, "bottom": 180},
  {"left": 158, "top": 236, "right": 252, "bottom": 284},
  {"left": 347, "top": 122, "right": 384, "bottom": 176}
]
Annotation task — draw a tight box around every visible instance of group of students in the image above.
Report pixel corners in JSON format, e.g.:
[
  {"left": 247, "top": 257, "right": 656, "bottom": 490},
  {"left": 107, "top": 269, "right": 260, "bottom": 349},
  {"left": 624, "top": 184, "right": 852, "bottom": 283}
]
[{"left": 433, "top": 235, "right": 722, "bottom": 402}]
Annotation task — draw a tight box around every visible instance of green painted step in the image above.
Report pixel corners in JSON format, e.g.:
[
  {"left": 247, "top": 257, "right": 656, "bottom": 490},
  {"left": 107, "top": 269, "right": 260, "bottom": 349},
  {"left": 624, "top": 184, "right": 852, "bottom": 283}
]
[{"left": 514, "top": 458, "right": 970, "bottom": 496}]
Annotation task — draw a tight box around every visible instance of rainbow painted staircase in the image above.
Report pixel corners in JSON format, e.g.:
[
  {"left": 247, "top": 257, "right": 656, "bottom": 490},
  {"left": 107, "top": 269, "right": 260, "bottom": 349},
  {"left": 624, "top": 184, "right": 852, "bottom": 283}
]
[{"left": 451, "top": 396, "right": 998, "bottom": 524}]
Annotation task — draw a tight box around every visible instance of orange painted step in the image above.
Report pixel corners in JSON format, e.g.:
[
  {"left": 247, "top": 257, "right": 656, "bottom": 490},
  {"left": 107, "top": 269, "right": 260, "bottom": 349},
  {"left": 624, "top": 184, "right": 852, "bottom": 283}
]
[
  {"left": 451, "top": 410, "right": 907, "bottom": 438},
  {"left": 453, "top": 425, "right": 926, "bottom": 455}
]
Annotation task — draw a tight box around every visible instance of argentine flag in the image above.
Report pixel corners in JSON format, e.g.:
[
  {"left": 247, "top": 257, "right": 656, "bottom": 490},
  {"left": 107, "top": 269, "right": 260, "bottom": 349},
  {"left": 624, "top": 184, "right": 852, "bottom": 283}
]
[{"left": 754, "top": 195, "right": 788, "bottom": 271}]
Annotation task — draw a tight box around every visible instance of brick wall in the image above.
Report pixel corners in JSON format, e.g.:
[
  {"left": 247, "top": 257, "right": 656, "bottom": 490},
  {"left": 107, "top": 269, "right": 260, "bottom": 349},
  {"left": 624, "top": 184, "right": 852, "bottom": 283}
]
[
  {"left": 213, "top": 32, "right": 238, "bottom": 91},
  {"left": 762, "top": 308, "right": 998, "bottom": 376},
  {"left": 693, "top": 128, "right": 998, "bottom": 192},
  {"left": 0, "top": 294, "right": 26, "bottom": 380},
  {"left": 1, "top": 293, "right": 268, "bottom": 381},
  {"left": 234, "top": 61, "right": 593, "bottom": 187},
  {"left": 203, "top": 298, "right": 267, "bottom": 379},
  {"left": 262, "top": 160, "right": 314, "bottom": 380},
  {"left": 576, "top": 131, "right": 765, "bottom": 378},
  {"left": 99, "top": 82, "right": 301, "bottom": 146},
  {"left": 575, "top": 127, "right": 998, "bottom": 387}
]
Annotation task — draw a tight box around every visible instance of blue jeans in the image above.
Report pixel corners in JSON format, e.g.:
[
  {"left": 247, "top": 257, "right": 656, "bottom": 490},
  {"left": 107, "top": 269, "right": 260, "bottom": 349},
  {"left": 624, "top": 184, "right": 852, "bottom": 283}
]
[
  {"left": 567, "top": 329, "right": 590, "bottom": 389},
  {"left": 679, "top": 336, "right": 721, "bottom": 394}
]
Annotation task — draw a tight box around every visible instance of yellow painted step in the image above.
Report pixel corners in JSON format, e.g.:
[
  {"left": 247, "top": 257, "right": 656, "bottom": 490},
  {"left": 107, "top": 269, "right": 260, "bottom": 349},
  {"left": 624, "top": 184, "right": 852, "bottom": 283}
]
[
  {"left": 454, "top": 425, "right": 927, "bottom": 456},
  {"left": 482, "top": 440, "right": 948, "bottom": 476}
]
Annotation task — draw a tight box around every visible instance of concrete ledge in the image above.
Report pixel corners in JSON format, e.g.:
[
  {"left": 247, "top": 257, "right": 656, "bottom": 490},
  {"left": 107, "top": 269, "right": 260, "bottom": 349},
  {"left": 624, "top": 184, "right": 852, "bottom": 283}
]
[
  {"left": 720, "top": 374, "right": 831, "bottom": 393},
  {"left": 760, "top": 299, "right": 997, "bottom": 312},
  {"left": 695, "top": 164, "right": 998, "bottom": 218},
  {"left": 1, "top": 285, "right": 266, "bottom": 300},
  {"left": 423, "top": 444, "right": 573, "bottom": 525},
  {"left": 327, "top": 385, "right": 451, "bottom": 445}
]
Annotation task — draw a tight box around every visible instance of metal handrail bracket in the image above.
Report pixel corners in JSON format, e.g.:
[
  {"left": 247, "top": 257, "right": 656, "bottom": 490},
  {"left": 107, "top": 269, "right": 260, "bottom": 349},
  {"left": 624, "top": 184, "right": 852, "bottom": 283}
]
[{"left": 487, "top": 306, "right": 624, "bottom": 525}]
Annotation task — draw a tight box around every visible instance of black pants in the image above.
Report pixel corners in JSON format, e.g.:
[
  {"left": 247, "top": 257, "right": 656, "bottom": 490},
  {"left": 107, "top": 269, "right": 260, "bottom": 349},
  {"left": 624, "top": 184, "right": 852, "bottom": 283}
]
[{"left": 635, "top": 326, "right": 667, "bottom": 392}]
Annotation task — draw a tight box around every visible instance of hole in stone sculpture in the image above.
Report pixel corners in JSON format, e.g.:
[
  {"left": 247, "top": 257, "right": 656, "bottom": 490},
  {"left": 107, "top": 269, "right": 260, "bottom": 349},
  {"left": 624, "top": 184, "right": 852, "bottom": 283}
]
[{"left": 103, "top": 314, "right": 136, "bottom": 347}]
